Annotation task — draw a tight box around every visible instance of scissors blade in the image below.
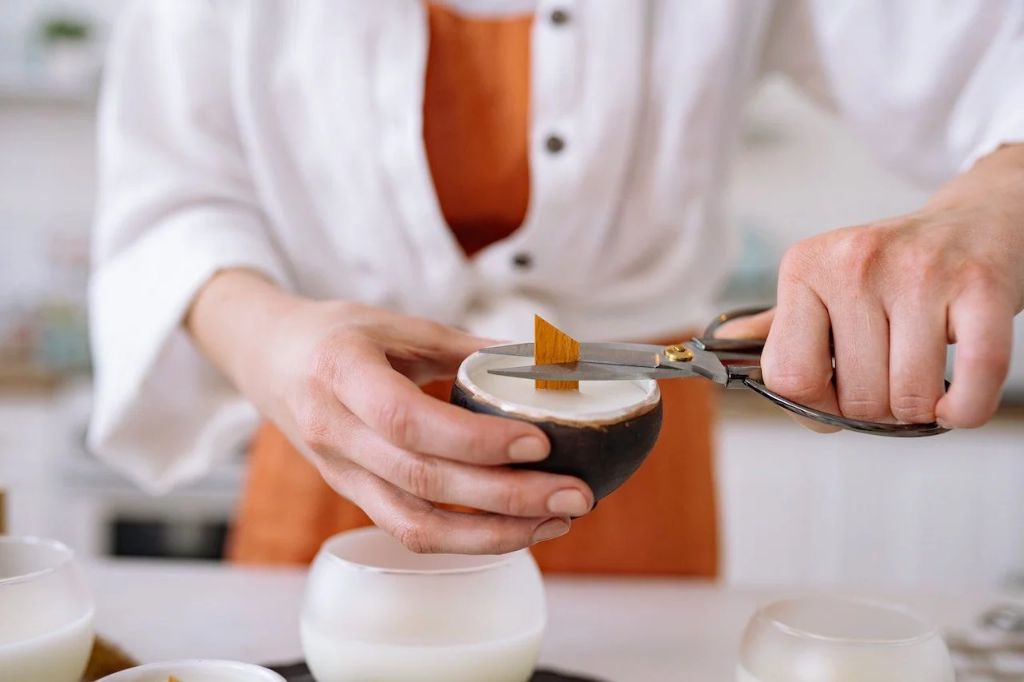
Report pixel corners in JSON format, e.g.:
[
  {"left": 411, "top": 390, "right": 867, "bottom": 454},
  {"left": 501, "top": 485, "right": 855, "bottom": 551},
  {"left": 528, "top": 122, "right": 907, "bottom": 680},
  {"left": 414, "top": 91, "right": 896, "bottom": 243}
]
[
  {"left": 479, "top": 343, "right": 535, "bottom": 358},
  {"left": 480, "top": 342, "right": 666, "bottom": 368},
  {"left": 488, "top": 361, "right": 691, "bottom": 381}
]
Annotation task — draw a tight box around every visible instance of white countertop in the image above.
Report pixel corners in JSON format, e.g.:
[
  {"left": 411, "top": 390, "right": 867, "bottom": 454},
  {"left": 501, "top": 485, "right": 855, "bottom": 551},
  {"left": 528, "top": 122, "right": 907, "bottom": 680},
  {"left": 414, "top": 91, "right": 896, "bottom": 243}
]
[{"left": 87, "top": 559, "right": 1008, "bottom": 682}]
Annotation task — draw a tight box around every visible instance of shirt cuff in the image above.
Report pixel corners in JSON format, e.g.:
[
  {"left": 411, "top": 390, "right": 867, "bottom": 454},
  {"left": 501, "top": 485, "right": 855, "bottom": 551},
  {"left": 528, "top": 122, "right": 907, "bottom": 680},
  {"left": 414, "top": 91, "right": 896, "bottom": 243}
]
[
  {"left": 959, "top": 114, "right": 1024, "bottom": 172},
  {"left": 88, "top": 206, "right": 290, "bottom": 493}
]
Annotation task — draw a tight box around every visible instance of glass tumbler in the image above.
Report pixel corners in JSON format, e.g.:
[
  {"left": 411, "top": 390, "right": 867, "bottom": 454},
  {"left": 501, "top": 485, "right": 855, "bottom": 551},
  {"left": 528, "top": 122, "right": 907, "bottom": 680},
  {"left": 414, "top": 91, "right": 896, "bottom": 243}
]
[
  {"left": 738, "top": 595, "right": 955, "bottom": 682},
  {"left": 0, "top": 536, "right": 95, "bottom": 682},
  {"left": 301, "top": 527, "right": 546, "bottom": 682}
]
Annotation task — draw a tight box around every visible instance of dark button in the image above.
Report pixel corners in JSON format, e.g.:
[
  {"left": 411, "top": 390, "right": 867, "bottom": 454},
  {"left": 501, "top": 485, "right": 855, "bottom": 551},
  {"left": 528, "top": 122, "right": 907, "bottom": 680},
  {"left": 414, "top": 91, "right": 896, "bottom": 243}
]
[
  {"left": 550, "top": 8, "right": 571, "bottom": 26},
  {"left": 511, "top": 252, "right": 533, "bottom": 270},
  {"left": 545, "top": 134, "right": 566, "bottom": 154}
]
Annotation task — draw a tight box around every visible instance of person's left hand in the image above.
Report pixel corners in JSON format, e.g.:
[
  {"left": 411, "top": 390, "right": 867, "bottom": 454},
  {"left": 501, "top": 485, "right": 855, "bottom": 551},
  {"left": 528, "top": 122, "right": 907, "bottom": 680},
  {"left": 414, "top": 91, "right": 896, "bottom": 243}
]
[{"left": 717, "top": 145, "right": 1024, "bottom": 431}]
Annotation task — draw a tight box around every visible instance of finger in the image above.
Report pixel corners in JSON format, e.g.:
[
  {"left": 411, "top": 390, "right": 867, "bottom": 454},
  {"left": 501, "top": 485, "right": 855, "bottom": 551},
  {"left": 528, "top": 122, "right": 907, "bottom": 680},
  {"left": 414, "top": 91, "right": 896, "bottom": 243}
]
[
  {"left": 887, "top": 298, "right": 947, "bottom": 423},
  {"left": 313, "top": 408, "right": 593, "bottom": 517},
  {"left": 334, "top": 345, "right": 551, "bottom": 464},
  {"left": 829, "top": 297, "right": 891, "bottom": 421},
  {"left": 935, "top": 289, "right": 1013, "bottom": 428},
  {"left": 321, "top": 462, "right": 570, "bottom": 554},
  {"left": 762, "top": 281, "right": 841, "bottom": 433},
  {"left": 712, "top": 308, "right": 774, "bottom": 340}
]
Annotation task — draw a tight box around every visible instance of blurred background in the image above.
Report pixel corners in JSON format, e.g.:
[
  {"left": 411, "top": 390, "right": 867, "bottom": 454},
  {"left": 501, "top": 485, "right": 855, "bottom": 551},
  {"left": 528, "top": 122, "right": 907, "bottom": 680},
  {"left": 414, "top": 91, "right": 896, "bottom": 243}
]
[{"left": 0, "top": 1, "right": 1022, "bottom": 589}]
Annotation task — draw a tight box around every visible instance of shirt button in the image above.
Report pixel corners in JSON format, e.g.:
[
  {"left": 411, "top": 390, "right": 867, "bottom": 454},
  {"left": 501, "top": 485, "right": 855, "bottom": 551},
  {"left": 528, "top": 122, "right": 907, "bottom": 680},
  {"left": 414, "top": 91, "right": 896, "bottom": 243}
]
[
  {"left": 545, "top": 134, "right": 566, "bottom": 154},
  {"left": 550, "top": 8, "right": 571, "bottom": 26},
  {"left": 511, "top": 252, "right": 533, "bottom": 270}
]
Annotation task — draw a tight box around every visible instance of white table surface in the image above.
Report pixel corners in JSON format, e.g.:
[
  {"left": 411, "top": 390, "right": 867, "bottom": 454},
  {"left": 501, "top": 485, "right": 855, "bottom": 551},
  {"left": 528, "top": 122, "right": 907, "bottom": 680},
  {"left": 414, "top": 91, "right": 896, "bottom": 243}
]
[{"left": 87, "top": 559, "right": 1007, "bottom": 682}]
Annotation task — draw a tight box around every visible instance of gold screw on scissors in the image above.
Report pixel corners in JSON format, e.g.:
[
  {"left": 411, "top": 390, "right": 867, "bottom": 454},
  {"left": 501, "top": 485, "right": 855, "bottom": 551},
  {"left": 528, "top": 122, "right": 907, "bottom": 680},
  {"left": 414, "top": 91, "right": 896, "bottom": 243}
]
[{"left": 663, "top": 345, "right": 693, "bottom": 363}]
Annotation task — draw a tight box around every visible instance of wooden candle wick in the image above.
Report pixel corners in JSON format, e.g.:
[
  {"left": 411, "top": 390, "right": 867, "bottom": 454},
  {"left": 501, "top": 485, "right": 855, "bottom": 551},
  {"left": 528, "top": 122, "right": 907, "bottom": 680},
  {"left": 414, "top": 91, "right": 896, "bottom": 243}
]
[{"left": 534, "top": 315, "right": 580, "bottom": 391}]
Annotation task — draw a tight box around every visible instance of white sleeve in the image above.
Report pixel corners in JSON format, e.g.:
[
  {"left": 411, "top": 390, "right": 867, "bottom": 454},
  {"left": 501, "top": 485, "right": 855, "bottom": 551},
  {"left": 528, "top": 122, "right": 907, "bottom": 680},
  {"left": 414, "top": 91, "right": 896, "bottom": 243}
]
[
  {"left": 763, "top": 0, "right": 1024, "bottom": 187},
  {"left": 89, "top": 0, "right": 290, "bottom": 493}
]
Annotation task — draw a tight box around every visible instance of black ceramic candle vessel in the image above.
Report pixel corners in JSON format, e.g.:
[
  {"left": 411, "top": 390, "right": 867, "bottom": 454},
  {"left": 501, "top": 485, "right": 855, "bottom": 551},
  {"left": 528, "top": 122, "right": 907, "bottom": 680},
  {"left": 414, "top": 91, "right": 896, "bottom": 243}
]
[{"left": 451, "top": 350, "right": 663, "bottom": 501}]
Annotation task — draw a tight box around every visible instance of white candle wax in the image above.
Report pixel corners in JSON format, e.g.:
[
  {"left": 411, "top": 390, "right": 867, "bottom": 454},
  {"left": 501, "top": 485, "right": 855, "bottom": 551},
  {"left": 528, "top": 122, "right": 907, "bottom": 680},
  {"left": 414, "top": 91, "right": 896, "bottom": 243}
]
[{"left": 462, "top": 352, "right": 658, "bottom": 423}]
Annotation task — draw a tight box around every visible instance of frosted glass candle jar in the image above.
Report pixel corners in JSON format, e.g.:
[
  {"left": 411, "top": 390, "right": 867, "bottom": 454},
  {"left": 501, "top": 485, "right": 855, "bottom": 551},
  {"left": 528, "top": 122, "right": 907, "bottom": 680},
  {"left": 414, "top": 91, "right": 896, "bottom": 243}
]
[
  {"left": 0, "top": 536, "right": 94, "bottom": 682},
  {"left": 301, "top": 527, "right": 546, "bottom": 682},
  {"left": 738, "top": 596, "right": 955, "bottom": 682}
]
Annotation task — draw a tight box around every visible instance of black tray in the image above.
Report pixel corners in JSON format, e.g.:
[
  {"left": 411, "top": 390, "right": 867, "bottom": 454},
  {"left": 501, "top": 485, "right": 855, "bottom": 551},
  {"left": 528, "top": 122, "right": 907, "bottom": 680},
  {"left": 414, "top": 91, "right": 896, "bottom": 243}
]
[{"left": 268, "top": 661, "right": 605, "bottom": 682}]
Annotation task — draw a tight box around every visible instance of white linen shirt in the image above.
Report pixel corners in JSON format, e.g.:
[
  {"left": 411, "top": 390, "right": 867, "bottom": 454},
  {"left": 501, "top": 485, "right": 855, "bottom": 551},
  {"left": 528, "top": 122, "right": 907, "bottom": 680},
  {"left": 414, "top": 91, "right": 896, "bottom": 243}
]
[{"left": 91, "top": 0, "right": 1024, "bottom": 492}]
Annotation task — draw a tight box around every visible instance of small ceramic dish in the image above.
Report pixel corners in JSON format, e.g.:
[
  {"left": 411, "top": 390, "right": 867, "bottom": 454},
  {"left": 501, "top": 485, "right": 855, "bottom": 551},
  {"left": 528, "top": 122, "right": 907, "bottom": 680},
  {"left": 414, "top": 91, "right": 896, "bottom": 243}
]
[{"left": 96, "top": 659, "right": 286, "bottom": 682}]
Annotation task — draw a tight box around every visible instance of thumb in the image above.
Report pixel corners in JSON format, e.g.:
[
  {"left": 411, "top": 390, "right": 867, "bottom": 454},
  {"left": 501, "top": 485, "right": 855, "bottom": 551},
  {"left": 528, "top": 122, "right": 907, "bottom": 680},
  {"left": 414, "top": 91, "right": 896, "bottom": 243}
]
[
  {"left": 419, "top": 322, "right": 500, "bottom": 371},
  {"left": 382, "top": 316, "right": 498, "bottom": 384},
  {"left": 710, "top": 308, "right": 774, "bottom": 340}
]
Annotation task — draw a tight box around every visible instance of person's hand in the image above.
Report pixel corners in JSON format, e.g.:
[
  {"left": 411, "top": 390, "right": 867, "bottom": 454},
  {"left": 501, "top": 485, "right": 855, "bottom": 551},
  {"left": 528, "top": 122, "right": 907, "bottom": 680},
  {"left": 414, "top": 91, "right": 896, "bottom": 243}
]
[
  {"left": 187, "top": 270, "right": 594, "bottom": 554},
  {"left": 717, "top": 145, "right": 1024, "bottom": 431}
]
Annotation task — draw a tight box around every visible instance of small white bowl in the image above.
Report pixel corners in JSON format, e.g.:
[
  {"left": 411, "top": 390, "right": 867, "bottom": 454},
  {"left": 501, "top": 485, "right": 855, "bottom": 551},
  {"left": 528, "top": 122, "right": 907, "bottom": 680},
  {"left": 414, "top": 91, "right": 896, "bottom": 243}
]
[{"left": 96, "top": 659, "right": 286, "bottom": 682}]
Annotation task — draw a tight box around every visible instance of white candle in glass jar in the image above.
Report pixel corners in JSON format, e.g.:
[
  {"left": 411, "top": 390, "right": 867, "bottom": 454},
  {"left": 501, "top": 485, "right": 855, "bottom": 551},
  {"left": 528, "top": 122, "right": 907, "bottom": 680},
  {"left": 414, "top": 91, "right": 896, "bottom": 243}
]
[
  {"left": 0, "top": 612, "right": 93, "bottom": 682},
  {"left": 0, "top": 537, "right": 95, "bottom": 682},
  {"left": 302, "top": 626, "right": 543, "bottom": 682},
  {"left": 736, "top": 597, "right": 955, "bottom": 682},
  {"left": 301, "top": 527, "right": 547, "bottom": 682}
]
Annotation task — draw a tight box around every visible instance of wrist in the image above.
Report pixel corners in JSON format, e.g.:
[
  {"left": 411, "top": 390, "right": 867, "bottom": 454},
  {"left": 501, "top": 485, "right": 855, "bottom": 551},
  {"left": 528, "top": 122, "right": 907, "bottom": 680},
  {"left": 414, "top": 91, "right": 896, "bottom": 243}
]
[
  {"left": 186, "top": 268, "right": 302, "bottom": 389},
  {"left": 924, "top": 144, "right": 1024, "bottom": 301},
  {"left": 926, "top": 143, "right": 1024, "bottom": 214}
]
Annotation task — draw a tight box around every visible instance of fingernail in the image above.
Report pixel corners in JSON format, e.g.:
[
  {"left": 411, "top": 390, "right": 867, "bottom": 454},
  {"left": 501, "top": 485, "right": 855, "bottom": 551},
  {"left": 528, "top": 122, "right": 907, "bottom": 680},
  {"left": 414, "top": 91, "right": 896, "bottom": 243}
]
[
  {"left": 508, "top": 436, "right": 549, "bottom": 462},
  {"left": 546, "top": 489, "right": 591, "bottom": 517},
  {"left": 531, "top": 518, "right": 570, "bottom": 544}
]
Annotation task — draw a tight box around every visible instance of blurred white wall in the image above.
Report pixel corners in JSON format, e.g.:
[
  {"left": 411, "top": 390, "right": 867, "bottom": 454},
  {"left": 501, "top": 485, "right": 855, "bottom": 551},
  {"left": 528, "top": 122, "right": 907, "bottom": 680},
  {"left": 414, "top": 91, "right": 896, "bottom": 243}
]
[
  {"left": 718, "top": 412, "right": 1024, "bottom": 589},
  {"left": 0, "top": 102, "right": 95, "bottom": 234},
  {"left": 0, "top": 0, "right": 126, "bottom": 34},
  {"left": 731, "top": 79, "right": 928, "bottom": 244},
  {"left": 0, "top": 0, "right": 120, "bottom": 297}
]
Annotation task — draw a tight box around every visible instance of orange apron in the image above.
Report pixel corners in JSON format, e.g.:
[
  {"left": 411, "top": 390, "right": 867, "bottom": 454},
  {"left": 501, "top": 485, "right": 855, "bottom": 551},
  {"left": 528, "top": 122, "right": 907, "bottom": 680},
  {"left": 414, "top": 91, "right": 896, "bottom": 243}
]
[{"left": 228, "top": 4, "right": 719, "bottom": 576}]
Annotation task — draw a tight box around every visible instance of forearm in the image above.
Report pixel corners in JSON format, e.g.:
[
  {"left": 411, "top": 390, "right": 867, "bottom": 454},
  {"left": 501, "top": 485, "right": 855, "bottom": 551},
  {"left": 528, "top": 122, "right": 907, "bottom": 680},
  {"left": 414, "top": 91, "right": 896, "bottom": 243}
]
[{"left": 185, "top": 268, "right": 301, "bottom": 393}]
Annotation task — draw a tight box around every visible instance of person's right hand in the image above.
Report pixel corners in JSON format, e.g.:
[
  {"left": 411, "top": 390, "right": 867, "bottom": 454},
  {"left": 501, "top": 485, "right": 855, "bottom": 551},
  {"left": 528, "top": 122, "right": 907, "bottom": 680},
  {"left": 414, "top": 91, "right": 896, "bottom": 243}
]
[{"left": 187, "top": 269, "right": 594, "bottom": 554}]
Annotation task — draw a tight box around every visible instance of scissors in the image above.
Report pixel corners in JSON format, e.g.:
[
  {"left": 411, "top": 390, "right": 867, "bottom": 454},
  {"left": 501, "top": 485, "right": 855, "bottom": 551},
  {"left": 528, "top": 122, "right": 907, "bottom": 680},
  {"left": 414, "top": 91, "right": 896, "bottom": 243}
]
[{"left": 481, "top": 306, "right": 950, "bottom": 438}]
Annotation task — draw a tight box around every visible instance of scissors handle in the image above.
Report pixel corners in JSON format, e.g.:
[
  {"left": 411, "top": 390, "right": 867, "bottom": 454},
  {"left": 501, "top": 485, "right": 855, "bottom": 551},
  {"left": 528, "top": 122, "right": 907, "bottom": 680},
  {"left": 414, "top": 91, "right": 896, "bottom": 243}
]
[
  {"left": 707, "top": 306, "right": 951, "bottom": 438},
  {"left": 741, "top": 377, "right": 951, "bottom": 437}
]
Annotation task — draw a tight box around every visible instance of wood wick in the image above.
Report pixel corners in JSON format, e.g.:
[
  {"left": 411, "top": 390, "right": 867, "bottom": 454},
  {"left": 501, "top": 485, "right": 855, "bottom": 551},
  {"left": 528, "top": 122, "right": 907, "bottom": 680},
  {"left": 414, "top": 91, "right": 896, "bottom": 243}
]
[{"left": 534, "top": 315, "right": 580, "bottom": 391}]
